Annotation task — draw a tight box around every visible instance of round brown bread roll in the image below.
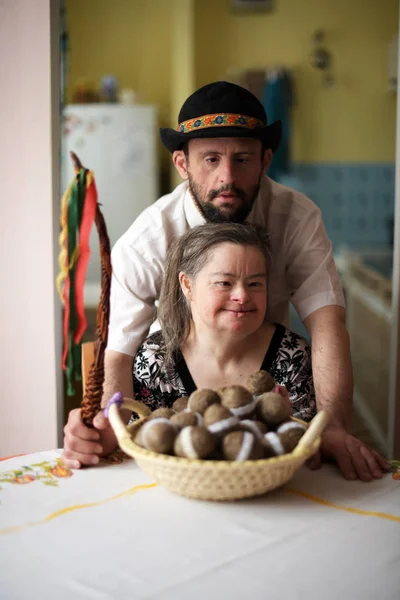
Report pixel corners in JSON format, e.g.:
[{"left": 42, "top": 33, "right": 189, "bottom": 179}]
[
  {"left": 170, "top": 411, "right": 201, "bottom": 430},
  {"left": 172, "top": 396, "right": 189, "bottom": 412},
  {"left": 148, "top": 407, "right": 175, "bottom": 420},
  {"left": 174, "top": 425, "right": 215, "bottom": 459},
  {"left": 239, "top": 419, "right": 268, "bottom": 440},
  {"left": 140, "top": 418, "right": 177, "bottom": 454},
  {"left": 256, "top": 392, "right": 291, "bottom": 427},
  {"left": 276, "top": 420, "right": 307, "bottom": 452},
  {"left": 246, "top": 370, "right": 276, "bottom": 396},
  {"left": 203, "top": 404, "right": 240, "bottom": 436},
  {"left": 188, "top": 389, "right": 220, "bottom": 414},
  {"left": 263, "top": 431, "right": 286, "bottom": 457},
  {"left": 222, "top": 430, "right": 265, "bottom": 461},
  {"left": 133, "top": 428, "right": 145, "bottom": 448},
  {"left": 220, "top": 385, "right": 258, "bottom": 419}
]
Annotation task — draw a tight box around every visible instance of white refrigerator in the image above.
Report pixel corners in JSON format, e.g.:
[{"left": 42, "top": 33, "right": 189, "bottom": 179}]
[{"left": 61, "top": 104, "right": 159, "bottom": 305}]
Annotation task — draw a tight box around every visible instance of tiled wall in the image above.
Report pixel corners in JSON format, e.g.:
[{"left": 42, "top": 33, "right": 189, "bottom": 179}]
[{"left": 279, "top": 163, "right": 395, "bottom": 252}]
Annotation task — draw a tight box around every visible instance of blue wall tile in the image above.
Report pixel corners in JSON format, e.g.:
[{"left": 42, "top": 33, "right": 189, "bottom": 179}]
[{"left": 279, "top": 163, "right": 395, "bottom": 251}]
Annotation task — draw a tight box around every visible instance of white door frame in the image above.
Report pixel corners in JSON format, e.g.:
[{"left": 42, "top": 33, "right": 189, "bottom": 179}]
[
  {"left": 0, "top": 0, "right": 63, "bottom": 455},
  {"left": 388, "top": 5, "right": 400, "bottom": 459}
]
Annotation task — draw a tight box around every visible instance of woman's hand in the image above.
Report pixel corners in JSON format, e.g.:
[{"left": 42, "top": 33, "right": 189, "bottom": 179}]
[{"left": 61, "top": 408, "right": 118, "bottom": 469}]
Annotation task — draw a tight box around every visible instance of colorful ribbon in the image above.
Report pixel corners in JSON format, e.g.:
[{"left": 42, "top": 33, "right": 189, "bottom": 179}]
[{"left": 57, "top": 167, "right": 97, "bottom": 395}]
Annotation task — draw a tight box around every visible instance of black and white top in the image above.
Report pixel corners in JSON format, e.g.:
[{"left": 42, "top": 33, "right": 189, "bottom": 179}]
[{"left": 133, "top": 324, "right": 316, "bottom": 422}]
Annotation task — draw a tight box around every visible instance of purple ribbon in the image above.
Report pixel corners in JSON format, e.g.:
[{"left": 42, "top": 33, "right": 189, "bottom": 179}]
[{"left": 104, "top": 392, "right": 124, "bottom": 418}]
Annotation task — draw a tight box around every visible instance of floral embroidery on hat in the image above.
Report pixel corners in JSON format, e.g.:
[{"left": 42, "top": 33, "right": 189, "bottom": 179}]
[{"left": 177, "top": 113, "right": 265, "bottom": 133}]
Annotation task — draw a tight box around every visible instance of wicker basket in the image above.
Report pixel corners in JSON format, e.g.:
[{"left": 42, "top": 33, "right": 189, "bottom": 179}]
[{"left": 108, "top": 399, "right": 329, "bottom": 501}]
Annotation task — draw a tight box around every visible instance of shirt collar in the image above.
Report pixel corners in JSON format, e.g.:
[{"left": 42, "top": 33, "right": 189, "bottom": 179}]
[{"left": 244, "top": 176, "right": 269, "bottom": 226}]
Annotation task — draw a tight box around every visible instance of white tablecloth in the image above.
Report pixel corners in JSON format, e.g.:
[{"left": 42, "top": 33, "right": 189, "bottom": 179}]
[{"left": 0, "top": 450, "right": 399, "bottom": 600}]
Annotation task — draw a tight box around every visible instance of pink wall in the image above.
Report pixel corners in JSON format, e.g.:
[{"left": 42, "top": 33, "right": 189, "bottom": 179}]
[{"left": 0, "top": 0, "right": 62, "bottom": 455}]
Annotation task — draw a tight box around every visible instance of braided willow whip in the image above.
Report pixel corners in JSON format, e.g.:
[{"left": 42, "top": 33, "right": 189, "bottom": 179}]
[
  {"left": 69, "top": 152, "right": 112, "bottom": 427},
  {"left": 81, "top": 204, "right": 111, "bottom": 426}
]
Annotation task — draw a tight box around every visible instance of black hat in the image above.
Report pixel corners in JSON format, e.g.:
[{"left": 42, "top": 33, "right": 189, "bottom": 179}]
[{"left": 160, "top": 81, "right": 281, "bottom": 153}]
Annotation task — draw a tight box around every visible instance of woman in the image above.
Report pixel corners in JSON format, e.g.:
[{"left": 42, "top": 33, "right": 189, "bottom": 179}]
[
  {"left": 133, "top": 223, "right": 315, "bottom": 422},
  {"left": 62, "top": 223, "right": 315, "bottom": 468}
]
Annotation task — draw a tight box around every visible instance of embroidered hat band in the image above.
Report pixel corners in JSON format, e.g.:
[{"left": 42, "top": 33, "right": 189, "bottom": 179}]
[{"left": 178, "top": 113, "right": 265, "bottom": 134}]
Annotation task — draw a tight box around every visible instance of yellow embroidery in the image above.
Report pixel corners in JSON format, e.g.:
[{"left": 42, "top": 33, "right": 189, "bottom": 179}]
[
  {"left": 286, "top": 488, "right": 400, "bottom": 523},
  {"left": 0, "top": 482, "right": 158, "bottom": 535}
]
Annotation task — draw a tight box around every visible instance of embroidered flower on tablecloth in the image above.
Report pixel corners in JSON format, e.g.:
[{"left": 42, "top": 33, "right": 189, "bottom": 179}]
[
  {"left": 49, "top": 464, "right": 73, "bottom": 478},
  {"left": 0, "top": 452, "right": 131, "bottom": 491},
  {"left": 390, "top": 460, "right": 400, "bottom": 480},
  {"left": 11, "top": 474, "right": 36, "bottom": 485},
  {"left": 0, "top": 459, "right": 73, "bottom": 490}
]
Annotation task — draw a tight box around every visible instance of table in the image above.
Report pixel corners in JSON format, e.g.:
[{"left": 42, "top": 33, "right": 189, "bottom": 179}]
[{"left": 0, "top": 449, "right": 399, "bottom": 599}]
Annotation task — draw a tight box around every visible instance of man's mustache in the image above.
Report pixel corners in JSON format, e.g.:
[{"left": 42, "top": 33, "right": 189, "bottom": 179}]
[{"left": 207, "top": 185, "right": 247, "bottom": 202}]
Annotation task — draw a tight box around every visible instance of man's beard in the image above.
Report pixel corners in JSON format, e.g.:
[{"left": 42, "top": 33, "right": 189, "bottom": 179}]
[{"left": 187, "top": 173, "right": 262, "bottom": 224}]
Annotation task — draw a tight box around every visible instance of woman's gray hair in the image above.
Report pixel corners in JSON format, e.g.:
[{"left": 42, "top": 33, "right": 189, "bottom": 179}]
[{"left": 157, "top": 222, "right": 270, "bottom": 365}]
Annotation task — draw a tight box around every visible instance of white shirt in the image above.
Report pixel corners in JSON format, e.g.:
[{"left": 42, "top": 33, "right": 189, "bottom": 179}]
[{"left": 107, "top": 176, "right": 345, "bottom": 357}]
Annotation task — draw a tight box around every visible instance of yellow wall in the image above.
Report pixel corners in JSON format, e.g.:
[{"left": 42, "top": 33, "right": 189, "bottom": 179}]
[
  {"left": 170, "top": 0, "right": 195, "bottom": 188},
  {"left": 194, "top": 0, "right": 398, "bottom": 163},
  {"left": 66, "top": 0, "right": 173, "bottom": 170},
  {"left": 67, "top": 0, "right": 398, "bottom": 169}
]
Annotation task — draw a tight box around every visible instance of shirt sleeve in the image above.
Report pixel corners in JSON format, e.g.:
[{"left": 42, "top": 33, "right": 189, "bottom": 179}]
[
  {"left": 106, "top": 235, "right": 164, "bottom": 357},
  {"left": 285, "top": 203, "right": 345, "bottom": 321}
]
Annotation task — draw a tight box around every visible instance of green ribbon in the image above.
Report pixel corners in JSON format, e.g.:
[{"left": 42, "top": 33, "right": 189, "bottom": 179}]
[{"left": 65, "top": 170, "right": 87, "bottom": 395}]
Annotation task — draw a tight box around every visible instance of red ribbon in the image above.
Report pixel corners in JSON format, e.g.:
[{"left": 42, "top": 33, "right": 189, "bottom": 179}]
[{"left": 73, "top": 177, "right": 98, "bottom": 344}]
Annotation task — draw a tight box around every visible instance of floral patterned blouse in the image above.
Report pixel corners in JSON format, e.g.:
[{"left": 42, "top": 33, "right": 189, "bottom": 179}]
[{"left": 133, "top": 324, "right": 316, "bottom": 422}]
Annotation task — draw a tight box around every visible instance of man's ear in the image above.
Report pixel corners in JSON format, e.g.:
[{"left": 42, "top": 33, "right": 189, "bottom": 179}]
[
  {"left": 179, "top": 271, "right": 191, "bottom": 299},
  {"left": 263, "top": 149, "right": 273, "bottom": 172},
  {"left": 173, "top": 150, "right": 189, "bottom": 180}
]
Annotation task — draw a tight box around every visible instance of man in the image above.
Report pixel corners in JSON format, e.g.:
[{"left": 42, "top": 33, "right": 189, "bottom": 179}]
[{"left": 62, "top": 81, "right": 388, "bottom": 480}]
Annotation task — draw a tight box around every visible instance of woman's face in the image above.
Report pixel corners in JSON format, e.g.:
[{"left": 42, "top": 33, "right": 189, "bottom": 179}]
[{"left": 181, "top": 242, "right": 267, "bottom": 337}]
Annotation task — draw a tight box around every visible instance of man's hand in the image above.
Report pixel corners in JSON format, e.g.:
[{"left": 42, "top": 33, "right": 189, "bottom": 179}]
[
  {"left": 307, "top": 423, "right": 390, "bottom": 481},
  {"left": 62, "top": 408, "right": 118, "bottom": 469}
]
